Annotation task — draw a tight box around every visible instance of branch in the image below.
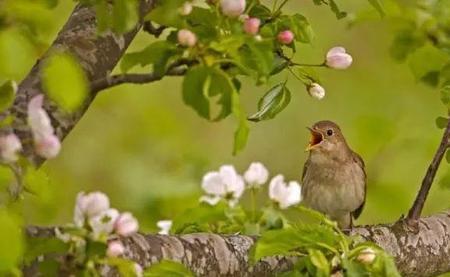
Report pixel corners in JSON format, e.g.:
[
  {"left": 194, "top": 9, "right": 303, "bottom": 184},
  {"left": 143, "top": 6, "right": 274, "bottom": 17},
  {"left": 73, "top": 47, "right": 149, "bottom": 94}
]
[
  {"left": 0, "top": 1, "right": 155, "bottom": 165},
  {"left": 25, "top": 211, "right": 450, "bottom": 277},
  {"left": 407, "top": 119, "right": 450, "bottom": 220},
  {"left": 142, "top": 21, "right": 166, "bottom": 37}
]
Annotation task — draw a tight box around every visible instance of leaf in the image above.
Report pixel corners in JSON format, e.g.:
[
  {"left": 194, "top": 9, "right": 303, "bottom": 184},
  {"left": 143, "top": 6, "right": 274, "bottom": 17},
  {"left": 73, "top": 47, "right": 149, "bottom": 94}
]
[
  {"left": 252, "top": 228, "right": 305, "bottom": 261},
  {"left": 389, "top": 30, "right": 425, "bottom": 62},
  {"left": 440, "top": 83, "right": 450, "bottom": 109},
  {"left": 238, "top": 40, "right": 275, "bottom": 80},
  {"left": 435, "top": 116, "right": 448, "bottom": 129},
  {"left": 24, "top": 236, "right": 69, "bottom": 265},
  {"left": 85, "top": 240, "right": 107, "bottom": 259},
  {"left": 367, "top": 0, "right": 385, "bottom": 16},
  {"left": 186, "top": 7, "right": 219, "bottom": 41},
  {"left": 0, "top": 210, "right": 23, "bottom": 271},
  {"left": 0, "top": 80, "right": 16, "bottom": 113},
  {"left": 146, "top": 0, "right": 185, "bottom": 28},
  {"left": 144, "top": 260, "right": 194, "bottom": 277},
  {"left": 408, "top": 44, "right": 449, "bottom": 83},
  {"left": 208, "top": 69, "right": 235, "bottom": 121},
  {"left": 232, "top": 89, "right": 249, "bottom": 155},
  {"left": 121, "top": 41, "right": 178, "bottom": 75},
  {"left": 277, "top": 14, "right": 314, "bottom": 43},
  {"left": 112, "top": 0, "right": 139, "bottom": 33},
  {"left": 248, "top": 82, "right": 291, "bottom": 122},
  {"left": 308, "top": 249, "right": 330, "bottom": 276},
  {"left": 104, "top": 257, "right": 139, "bottom": 276},
  {"left": 172, "top": 202, "right": 228, "bottom": 234},
  {"left": 0, "top": 29, "right": 35, "bottom": 80},
  {"left": 42, "top": 52, "right": 88, "bottom": 112}
]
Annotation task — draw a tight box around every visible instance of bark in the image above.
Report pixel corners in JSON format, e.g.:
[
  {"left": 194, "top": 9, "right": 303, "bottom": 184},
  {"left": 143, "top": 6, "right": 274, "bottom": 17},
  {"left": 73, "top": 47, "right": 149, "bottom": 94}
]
[
  {"left": 0, "top": 1, "right": 154, "bottom": 165},
  {"left": 25, "top": 210, "right": 450, "bottom": 277}
]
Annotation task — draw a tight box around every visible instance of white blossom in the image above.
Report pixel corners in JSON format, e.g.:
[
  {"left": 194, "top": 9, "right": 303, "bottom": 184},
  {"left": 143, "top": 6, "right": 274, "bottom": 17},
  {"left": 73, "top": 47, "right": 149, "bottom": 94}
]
[
  {"left": 244, "top": 162, "right": 269, "bottom": 187},
  {"left": 89, "top": 208, "right": 119, "bottom": 238},
  {"left": 308, "top": 83, "right": 325, "bottom": 100},
  {"left": 157, "top": 220, "right": 172, "bottom": 235},
  {"left": 0, "top": 134, "right": 22, "bottom": 163},
  {"left": 325, "top": 46, "right": 353, "bottom": 69},
  {"left": 74, "top": 191, "right": 110, "bottom": 227},
  {"left": 134, "top": 263, "right": 143, "bottom": 277},
  {"left": 220, "top": 0, "right": 246, "bottom": 17},
  {"left": 34, "top": 134, "right": 61, "bottom": 159},
  {"left": 179, "top": 2, "right": 193, "bottom": 15},
  {"left": 269, "top": 175, "right": 302, "bottom": 209},
  {"left": 114, "top": 212, "right": 139, "bottom": 236},
  {"left": 200, "top": 165, "right": 245, "bottom": 206}
]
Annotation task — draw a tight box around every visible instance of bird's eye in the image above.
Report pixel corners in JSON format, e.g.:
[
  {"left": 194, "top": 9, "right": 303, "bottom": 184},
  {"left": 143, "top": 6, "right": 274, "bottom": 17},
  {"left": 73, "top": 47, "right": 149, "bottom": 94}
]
[{"left": 326, "top": 129, "right": 333, "bottom": 136}]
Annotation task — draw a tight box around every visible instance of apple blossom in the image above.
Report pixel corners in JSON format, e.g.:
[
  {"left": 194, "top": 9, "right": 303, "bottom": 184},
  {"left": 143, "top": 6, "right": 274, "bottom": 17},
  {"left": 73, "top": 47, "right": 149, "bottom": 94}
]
[
  {"left": 308, "top": 83, "right": 325, "bottom": 100},
  {"left": 34, "top": 134, "right": 61, "bottom": 159},
  {"left": 157, "top": 220, "right": 172, "bottom": 235},
  {"left": 325, "top": 46, "right": 353, "bottom": 69},
  {"left": 134, "top": 263, "right": 143, "bottom": 277},
  {"left": 200, "top": 165, "right": 245, "bottom": 206},
  {"left": 220, "top": 0, "right": 246, "bottom": 17},
  {"left": 74, "top": 191, "right": 110, "bottom": 227},
  {"left": 277, "top": 30, "right": 294, "bottom": 44},
  {"left": 107, "top": 240, "right": 125, "bottom": 257},
  {"left": 244, "top": 162, "right": 269, "bottom": 187},
  {"left": 177, "top": 29, "right": 197, "bottom": 47},
  {"left": 243, "top": 18, "right": 260, "bottom": 35},
  {"left": 114, "top": 212, "right": 139, "bottom": 236},
  {"left": 357, "top": 247, "right": 376, "bottom": 264},
  {"left": 89, "top": 208, "right": 120, "bottom": 238},
  {"left": 179, "top": 2, "right": 193, "bottom": 15},
  {"left": 269, "top": 175, "right": 302, "bottom": 209},
  {"left": 0, "top": 134, "right": 22, "bottom": 163}
]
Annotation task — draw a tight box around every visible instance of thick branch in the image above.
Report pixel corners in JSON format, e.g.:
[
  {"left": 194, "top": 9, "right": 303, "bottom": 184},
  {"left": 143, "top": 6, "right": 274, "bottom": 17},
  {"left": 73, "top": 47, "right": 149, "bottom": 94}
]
[
  {"left": 26, "top": 211, "right": 450, "bottom": 277},
  {"left": 407, "top": 119, "right": 450, "bottom": 220},
  {"left": 0, "top": 1, "right": 154, "bottom": 165}
]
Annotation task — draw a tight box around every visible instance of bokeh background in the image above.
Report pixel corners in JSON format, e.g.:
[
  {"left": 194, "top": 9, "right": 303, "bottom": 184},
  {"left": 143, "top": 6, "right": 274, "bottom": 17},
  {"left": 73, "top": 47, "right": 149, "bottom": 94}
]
[{"left": 20, "top": 0, "right": 450, "bottom": 232}]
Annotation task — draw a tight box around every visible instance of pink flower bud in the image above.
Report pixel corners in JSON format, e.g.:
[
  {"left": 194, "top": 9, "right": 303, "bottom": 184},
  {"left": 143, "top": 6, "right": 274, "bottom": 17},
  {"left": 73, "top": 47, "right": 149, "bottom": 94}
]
[
  {"left": 0, "top": 134, "right": 22, "bottom": 163},
  {"left": 179, "top": 2, "right": 193, "bottom": 15},
  {"left": 220, "top": 0, "right": 246, "bottom": 17},
  {"left": 243, "top": 18, "right": 260, "bottom": 35},
  {"left": 308, "top": 83, "right": 325, "bottom": 100},
  {"left": 28, "top": 95, "right": 54, "bottom": 141},
  {"left": 107, "top": 240, "right": 125, "bottom": 257},
  {"left": 325, "top": 46, "right": 353, "bottom": 69},
  {"left": 277, "top": 30, "right": 294, "bottom": 44},
  {"left": 114, "top": 212, "right": 139, "bottom": 236},
  {"left": 177, "top": 29, "right": 197, "bottom": 47},
  {"left": 35, "top": 134, "right": 61, "bottom": 159}
]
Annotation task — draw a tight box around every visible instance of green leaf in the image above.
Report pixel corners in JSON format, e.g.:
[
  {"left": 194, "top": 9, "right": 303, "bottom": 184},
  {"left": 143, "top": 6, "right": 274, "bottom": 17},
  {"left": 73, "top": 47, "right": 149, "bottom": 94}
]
[
  {"left": 367, "top": 0, "right": 385, "bottom": 16},
  {"left": 121, "top": 41, "right": 178, "bottom": 75},
  {"left": 182, "top": 66, "right": 211, "bottom": 119},
  {"left": 435, "top": 117, "right": 448, "bottom": 129},
  {"left": 238, "top": 40, "right": 275, "bottom": 80},
  {"left": 112, "top": 0, "right": 139, "bottom": 33},
  {"left": 186, "top": 7, "right": 219, "bottom": 41},
  {"left": 0, "top": 80, "right": 16, "bottom": 113},
  {"left": 146, "top": 0, "right": 185, "bottom": 28},
  {"left": 42, "top": 52, "right": 88, "bottom": 112},
  {"left": 0, "top": 29, "right": 35, "bottom": 80},
  {"left": 172, "top": 202, "right": 228, "bottom": 234},
  {"left": 252, "top": 228, "right": 305, "bottom": 261},
  {"left": 408, "top": 44, "right": 449, "bottom": 82},
  {"left": 277, "top": 14, "right": 314, "bottom": 43},
  {"left": 248, "top": 4, "right": 272, "bottom": 20},
  {"left": 208, "top": 69, "right": 235, "bottom": 121},
  {"left": 104, "top": 257, "right": 139, "bottom": 276},
  {"left": 389, "top": 30, "right": 425, "bottom": 62},
  {"left": 85, "top": 240, "right": 107, "bottom": 259},
  {"left": 144, "top": 260, "right": 194, "bottom": 277},
  {"left": 308, "top": 249, "right": 330, "bottom": 277},
  {"left": 0, "top": 210, "right": 23, "bottom": 271},
  {"left": 232, "top": 87, "right": 249, "bottom": 155},
  {"left": 248, "top": 82, "right": 291, "bottom": 122},
  {"left": 441, "top": 83, "right": 450, "bottom": 109},
  {"left": 24, "top": 236, "right": 69, "bottom": 265}
]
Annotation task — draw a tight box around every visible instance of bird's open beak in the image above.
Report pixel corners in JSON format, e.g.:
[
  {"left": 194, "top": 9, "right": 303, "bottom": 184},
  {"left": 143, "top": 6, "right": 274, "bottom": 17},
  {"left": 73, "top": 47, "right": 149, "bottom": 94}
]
[{"left": 306, "top": 127, "right": 323, "bottom": 151}]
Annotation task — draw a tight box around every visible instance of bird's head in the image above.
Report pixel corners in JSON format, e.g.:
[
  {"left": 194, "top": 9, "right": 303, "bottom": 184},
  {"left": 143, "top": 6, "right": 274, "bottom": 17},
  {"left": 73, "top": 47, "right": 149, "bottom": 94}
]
[{"left": 306, "top": 120, "right": 349, "bottom": 157}]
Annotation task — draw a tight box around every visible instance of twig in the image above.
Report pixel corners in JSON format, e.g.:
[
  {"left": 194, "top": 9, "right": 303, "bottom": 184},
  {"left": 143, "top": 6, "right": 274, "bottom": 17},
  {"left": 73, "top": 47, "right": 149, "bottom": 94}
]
[
  {"left": 407, "top": 118, "right": 450, "bottom": 221},
  {"left": 142, "top": 21, "right": 166, "bottom": 38}
]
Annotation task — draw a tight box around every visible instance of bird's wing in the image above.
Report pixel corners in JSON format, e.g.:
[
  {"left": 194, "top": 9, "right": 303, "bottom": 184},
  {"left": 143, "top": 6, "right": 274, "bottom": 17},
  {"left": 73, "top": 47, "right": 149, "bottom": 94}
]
[
  {"left": 301, "top": 159, "right": 310, "bottom": 182},
  {"left": 351, "top": 151, "right": 366, "bottom": 220}
]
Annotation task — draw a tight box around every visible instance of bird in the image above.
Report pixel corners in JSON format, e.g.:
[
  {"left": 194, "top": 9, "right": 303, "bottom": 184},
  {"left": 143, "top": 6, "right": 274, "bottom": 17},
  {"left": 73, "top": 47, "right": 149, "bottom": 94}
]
[{"left": 301, "top": 120, "right": 366, "bottom": 229}]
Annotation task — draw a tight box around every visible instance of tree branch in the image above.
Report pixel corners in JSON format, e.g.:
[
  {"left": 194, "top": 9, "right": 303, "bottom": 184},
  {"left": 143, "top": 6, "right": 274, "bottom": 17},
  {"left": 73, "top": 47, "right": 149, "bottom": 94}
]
[
  {"left": 407, "top": 119, "right": 450, "bottom": 221},
  {"left": 142, "top": 21, "right": 166, "bottom": 37},
  {"left": 25, "top": 211, "right": 450, "bottom": 276}
]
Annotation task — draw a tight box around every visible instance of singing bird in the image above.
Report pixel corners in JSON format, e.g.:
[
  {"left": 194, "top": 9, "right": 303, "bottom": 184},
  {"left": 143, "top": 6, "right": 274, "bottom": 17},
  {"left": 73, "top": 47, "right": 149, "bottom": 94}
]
[{"left": 302, "top": 120, "right": 366, "bottom": 229}]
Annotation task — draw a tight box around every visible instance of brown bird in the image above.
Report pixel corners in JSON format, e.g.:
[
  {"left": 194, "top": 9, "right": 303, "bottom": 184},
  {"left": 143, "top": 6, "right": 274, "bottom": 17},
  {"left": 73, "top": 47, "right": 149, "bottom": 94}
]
[{"left": 301, "top": 120, "right": 366, "bottom": 229}]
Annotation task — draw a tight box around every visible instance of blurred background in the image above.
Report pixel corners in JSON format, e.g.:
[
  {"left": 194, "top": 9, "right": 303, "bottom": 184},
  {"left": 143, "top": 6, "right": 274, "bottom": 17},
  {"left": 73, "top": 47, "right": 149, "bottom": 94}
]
[{"left": 18, "top": 0, "right": 450, "bottom": 232}]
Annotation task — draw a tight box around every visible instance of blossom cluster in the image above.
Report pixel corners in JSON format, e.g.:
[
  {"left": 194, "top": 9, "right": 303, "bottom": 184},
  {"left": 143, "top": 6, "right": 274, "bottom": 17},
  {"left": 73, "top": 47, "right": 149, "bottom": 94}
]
[{"left": 200, "top": 162, "right": 302, "bottom": 209}]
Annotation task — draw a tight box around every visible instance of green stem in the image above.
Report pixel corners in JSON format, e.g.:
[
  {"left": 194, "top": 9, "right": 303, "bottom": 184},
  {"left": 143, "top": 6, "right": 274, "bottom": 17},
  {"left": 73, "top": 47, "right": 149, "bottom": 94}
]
[
  {"left": 287, "top": 66, "right": 309, "bottom": 85},
  {"left": 250, "top": 187, "right": 257, "bottom": 222},
  {"left": 290, "top": 62, "right": 326, "bottom": 67}
]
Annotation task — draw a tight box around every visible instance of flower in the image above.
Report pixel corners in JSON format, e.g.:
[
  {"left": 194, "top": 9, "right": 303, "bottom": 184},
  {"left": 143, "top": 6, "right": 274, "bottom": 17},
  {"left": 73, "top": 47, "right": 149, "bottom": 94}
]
[
  {"left": 220, "top": 0, "right": 245, "bottom": 17},
  {"left": 269, "top": 175, "right": 302, "bottom": 209},
  {"left": 157, "top": 220, "right": 172, "bottom": 235},
  {"left": 243, "top": 18, "right": 260, "bottom": 35},
  {"left": 177, "top": 29, "right": 197, "bottom": 47},
  {"left": 200, "top": 165, "right": 245, "bottom": 206},
  {"left": 89, "top": 208, "right": 120, "bottom": 238},
  {"left": 325, "top": 46, "right": 353, "bottom": 69},
  {"left": 107, "top": 240, "right": 125, "bottom": 257},
  {"left": 357, "top": 247, "right": 376, "bottom": 264},
  {"left": 134, "top": 263, "right": 143, "bottom": 277},
  {"left": 308, "top": 83, "right": 325, "bottom": 100},
  {"left": 74, "top": 191, "right": 110, "bottom": 227},
  {"left": 179, "top": 2, "right": 193, "bottom": 15},
  {"left": 34, "top": 134, "right": 61, "bottom": 159},
  {"left": 277, "top": 30, "right": 294, "bottom": 44},
  {"left": 27, "top": 94, "right": 61, "bottom": 158},
  {"left": 244, "top": 162, "right": 269, "bottom": 187},
  {"left": 114, "top": 212, "right": 139, "bottom": 236},
  {"left": 0, "top": 134, "right": 22, "bottom": 163}
]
